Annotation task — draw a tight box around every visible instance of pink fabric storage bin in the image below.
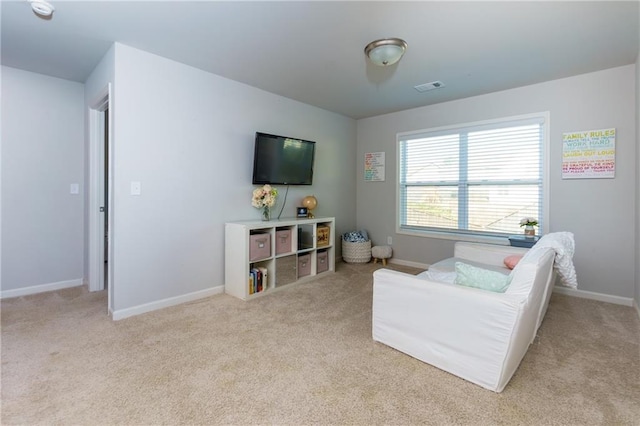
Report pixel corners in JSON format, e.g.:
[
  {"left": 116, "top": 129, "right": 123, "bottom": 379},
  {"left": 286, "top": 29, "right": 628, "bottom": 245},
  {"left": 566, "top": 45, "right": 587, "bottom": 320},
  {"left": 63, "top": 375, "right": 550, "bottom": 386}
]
[
  {"left": 298, "top": 254, "right": 311, "bottom": 278},
  {"left": 275, "top": 229, "right": 292, "bottom": 255},
  {"left": 317, "top": 250, "right": 329, "bottom": 273},
  {"left": 249, "top": 233, "right": 271, "bottom": 261}
]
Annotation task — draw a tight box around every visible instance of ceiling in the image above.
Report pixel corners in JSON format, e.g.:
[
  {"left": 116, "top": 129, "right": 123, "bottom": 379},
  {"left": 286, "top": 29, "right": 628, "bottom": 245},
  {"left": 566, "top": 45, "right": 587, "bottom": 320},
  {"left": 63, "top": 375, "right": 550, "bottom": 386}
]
[{"left": 2, "top": 1, "right": 639, "bottom": 119}]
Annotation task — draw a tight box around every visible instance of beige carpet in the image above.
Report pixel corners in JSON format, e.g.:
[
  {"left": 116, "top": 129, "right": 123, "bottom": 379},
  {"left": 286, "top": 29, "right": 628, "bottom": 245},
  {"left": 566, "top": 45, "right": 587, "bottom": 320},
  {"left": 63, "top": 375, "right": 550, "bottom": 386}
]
[{"left": 2, "top": 262, "right": 639, "bottom": 425}]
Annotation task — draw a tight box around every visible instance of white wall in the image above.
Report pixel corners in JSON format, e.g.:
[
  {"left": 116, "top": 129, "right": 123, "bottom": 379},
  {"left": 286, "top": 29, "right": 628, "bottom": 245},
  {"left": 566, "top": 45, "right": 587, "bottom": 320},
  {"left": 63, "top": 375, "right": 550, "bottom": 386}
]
[
  {"left": 109, "top": 44, "right": 356, "bottom": 315},
  {"left": 1, "top": 66, "right": 85, "bottom": 295},
  {"left": 357, "top": 65, "right": 636, "bottom": 300}
]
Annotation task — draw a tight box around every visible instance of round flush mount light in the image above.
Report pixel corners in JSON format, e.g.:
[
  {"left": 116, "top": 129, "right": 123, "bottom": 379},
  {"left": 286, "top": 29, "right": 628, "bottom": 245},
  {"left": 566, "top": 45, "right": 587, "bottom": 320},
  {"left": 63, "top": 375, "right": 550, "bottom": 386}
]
[
  {"left": 29, "top": 0, "right": 55, "bottom": 17},
  {"left": 364, "top": 38, "right": 407, "bottom": 66}
]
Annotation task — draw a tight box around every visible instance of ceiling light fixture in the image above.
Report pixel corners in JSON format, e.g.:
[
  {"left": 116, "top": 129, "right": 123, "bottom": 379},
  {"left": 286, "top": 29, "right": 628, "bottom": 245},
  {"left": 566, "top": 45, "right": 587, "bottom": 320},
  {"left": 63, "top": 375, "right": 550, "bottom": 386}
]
[
  {"left": 364, "top": 38, "right": 407, "bottom": 66},
  {"left": 29, "top": 0, "right": 55, "bottom": 17}
]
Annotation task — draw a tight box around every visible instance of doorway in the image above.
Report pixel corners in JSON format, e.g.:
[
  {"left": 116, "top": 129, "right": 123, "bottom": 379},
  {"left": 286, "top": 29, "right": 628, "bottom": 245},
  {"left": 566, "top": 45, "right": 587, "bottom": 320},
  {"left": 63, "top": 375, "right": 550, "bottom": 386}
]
[
  {"left": 88, "top": 85, "right": 113, "bottom": 314},
  {"left": 103, "top": 108, "right": 109, "bottom": 287}
]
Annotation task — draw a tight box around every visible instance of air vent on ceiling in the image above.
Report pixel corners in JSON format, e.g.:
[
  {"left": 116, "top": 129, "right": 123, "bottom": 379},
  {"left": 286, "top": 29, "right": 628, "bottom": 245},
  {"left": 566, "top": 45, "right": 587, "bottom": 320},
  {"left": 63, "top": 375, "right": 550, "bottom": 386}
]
[{"left": 414, "top": 81, "right": 445, "bottom": 93}]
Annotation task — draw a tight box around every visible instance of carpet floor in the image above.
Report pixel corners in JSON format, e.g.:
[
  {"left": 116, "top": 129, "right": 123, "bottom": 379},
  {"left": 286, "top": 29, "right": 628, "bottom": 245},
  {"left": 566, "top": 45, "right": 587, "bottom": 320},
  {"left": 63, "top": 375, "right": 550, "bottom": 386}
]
[{"left": 2, "top": 262, "right": 639, "bottom": 425}]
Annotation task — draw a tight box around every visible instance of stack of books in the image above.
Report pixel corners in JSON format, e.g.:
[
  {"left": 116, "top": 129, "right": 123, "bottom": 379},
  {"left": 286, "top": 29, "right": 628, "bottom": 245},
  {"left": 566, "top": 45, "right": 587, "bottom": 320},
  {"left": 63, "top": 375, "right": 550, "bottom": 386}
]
[{"left": 249, "top": 267, "right": 268, "bottom": 294}]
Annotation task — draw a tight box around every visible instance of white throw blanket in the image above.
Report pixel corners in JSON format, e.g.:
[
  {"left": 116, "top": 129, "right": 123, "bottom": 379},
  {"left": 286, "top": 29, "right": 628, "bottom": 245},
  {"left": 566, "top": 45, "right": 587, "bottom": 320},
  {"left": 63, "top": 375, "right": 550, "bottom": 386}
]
[{"left": 525, "top": 231, "right": 578, "bottom": 288}]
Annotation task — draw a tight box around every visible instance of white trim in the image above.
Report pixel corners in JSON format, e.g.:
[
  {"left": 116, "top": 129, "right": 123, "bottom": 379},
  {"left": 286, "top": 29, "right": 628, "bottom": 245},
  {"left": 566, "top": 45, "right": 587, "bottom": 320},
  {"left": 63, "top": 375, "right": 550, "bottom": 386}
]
[
  {"left": 396, "top": 112, "right": 548, "bottom": 140},
  {"left": 88, "top": 85, "right": 113, "bottom": 314},
  {"left": 396, "top": 228, "right": 510, "bottom": 246},
  {"left": 542, "top": 114, "right": 551, "bottom": 237},
  {"left": 88, "top": 88, "right": 108, "bottom": 293},
  {"left": 552, "top": 286, "right": 633, "bottom": 307},
  {"left": 339, "top": 256, "right": 429, "bottom": 270},
  {"left": 387, "top": 258, "right": 429, "bottom": 270},
  {"left": 633, "top": 299, "right": 640, "bottom": 320},
  {"left": 0, "top": 279, "right": 83, "bottom": 299},
  {"left": 111, "top": 286, "right": 225, "bottom": 321}
]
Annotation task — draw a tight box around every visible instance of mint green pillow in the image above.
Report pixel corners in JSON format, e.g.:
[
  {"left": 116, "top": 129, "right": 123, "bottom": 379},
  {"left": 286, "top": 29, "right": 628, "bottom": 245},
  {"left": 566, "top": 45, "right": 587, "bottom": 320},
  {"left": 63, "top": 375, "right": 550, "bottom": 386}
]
[{"left": 454, "top": 262, "right": 512, "bottom": 293}]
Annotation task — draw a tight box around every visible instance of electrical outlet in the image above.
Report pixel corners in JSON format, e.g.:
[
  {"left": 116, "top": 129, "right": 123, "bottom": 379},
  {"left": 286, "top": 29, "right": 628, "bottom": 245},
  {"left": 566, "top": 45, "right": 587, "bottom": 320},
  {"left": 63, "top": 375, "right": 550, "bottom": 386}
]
[{"left": 387, "top": 236, "right": 392, "bottom": 245}]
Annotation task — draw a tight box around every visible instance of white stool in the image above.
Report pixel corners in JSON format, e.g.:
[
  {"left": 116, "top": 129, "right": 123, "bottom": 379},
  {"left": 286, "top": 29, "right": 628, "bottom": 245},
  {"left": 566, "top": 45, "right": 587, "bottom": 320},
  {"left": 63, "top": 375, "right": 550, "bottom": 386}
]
[{"left": 372, "top": 245, "right": 392, "bottom": 266}]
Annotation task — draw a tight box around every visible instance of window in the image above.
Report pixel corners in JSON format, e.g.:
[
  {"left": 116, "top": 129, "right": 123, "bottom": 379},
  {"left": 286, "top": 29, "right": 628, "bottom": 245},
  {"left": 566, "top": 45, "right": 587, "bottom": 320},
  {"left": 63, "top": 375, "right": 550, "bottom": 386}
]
[{"left": 398, "top": 113, "right": 548, "bottom": 238}]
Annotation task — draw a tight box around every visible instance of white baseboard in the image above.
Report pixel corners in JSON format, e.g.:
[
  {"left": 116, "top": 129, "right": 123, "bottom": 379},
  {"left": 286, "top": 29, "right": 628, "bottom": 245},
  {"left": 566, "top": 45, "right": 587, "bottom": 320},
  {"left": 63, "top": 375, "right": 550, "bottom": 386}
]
[
  {"left": 111, "top": 285, "right": 225, "bottom": 321},
  {"left": 552, "top": 286, "right": 633, "bottom": 307},
  {"left": 387, "top": 258, "right": 429, "bottom": 270},
  {"left": 0, "top": 278, "right": 83, "bottom": 299},
  {"left": 338, "top": 256, "right": 429, "bottom": 270},
  {"left": 633, "top": 299, "right": 640, "bottom": 320}
]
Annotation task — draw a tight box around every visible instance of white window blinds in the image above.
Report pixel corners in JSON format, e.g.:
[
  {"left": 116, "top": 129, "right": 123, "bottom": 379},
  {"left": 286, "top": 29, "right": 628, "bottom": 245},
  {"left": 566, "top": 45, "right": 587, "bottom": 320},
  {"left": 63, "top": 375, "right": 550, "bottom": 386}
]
[{"left": 398, "top": 114, "right": 547, "bottom": 237}]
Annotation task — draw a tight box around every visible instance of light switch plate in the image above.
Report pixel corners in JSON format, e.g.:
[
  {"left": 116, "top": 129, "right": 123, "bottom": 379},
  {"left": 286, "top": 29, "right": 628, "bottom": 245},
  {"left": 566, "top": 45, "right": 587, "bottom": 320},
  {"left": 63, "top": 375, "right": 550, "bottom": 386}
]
[
  {"left": 131, "top": 181, "right": 141, "bottom": 196},
  {"left": 70, "top": 183, "right": 79, "bottom": 195}
]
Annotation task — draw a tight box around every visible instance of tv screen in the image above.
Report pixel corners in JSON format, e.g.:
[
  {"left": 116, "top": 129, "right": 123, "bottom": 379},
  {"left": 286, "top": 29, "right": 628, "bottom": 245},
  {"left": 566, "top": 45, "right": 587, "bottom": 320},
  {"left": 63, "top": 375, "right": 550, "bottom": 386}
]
[{"left": 252, "top": 132, "right": 315, "bottom": 185}]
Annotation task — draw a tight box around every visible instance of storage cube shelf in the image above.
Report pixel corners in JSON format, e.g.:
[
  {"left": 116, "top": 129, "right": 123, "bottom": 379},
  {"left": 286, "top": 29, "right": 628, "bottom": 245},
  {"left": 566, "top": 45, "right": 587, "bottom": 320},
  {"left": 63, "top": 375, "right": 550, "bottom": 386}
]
[
  {"left": 297, "top": 254, "right": 311, "bottom": 278},
  {"left": 317, "top": 250, "right": 329, "bottom": 273},
  {"left": 225, "top": 217, "right": 335, "bottom": 300},
  {"left": 249, "top": 233, "right": 271, "bottom": 261},
  {"left": 275, "top": 229, "right": 292, "bottom": 255}
]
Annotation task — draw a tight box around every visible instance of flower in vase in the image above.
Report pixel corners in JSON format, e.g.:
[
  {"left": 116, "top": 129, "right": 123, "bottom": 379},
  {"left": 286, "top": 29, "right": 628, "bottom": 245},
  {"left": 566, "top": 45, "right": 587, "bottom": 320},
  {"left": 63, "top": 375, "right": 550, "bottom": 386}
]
[{"left": 252, "top": 184, "right": 278, "bottom": 209}]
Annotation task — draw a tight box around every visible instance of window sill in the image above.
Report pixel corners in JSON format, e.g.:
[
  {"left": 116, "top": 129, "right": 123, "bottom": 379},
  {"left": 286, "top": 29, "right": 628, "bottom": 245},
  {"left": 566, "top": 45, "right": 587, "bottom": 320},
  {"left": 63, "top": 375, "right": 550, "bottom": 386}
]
[{"left": 397, "top": 228, "right": 511, "bottom": 246}]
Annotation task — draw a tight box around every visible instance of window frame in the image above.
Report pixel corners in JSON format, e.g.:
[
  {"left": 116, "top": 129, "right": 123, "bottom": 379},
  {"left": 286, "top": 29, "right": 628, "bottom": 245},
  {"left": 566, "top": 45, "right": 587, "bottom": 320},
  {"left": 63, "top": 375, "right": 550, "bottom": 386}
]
[{"left": 395, "top": 112, "right": 550, "bottom": 244}]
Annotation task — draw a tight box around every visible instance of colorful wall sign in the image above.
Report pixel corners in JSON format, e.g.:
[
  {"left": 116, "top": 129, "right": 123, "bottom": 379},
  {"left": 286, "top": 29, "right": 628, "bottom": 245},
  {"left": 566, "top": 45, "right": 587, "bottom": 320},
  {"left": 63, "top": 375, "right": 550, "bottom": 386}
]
[
  {"left": 364, "top": 152, "right": 385, "bottom": 181},
  {"left": 562, "top": 128, "right": 615, "bottom": 179}
]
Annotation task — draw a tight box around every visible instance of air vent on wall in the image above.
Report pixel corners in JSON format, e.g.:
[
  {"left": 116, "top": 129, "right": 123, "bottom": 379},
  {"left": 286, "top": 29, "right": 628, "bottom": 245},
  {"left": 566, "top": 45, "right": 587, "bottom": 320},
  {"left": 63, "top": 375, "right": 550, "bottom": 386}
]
[{"left": 414, "top": 81, "right": 445, "bottom": 93}]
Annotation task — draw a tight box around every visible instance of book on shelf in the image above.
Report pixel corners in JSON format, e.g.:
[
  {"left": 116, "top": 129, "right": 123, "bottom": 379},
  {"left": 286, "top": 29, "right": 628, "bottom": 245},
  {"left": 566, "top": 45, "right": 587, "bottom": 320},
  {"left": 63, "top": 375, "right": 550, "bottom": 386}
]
[
  {"left": 249, "top": 267, "right": 268, "bottom": 294},
  {"left": 258, "top": 267, "right": 268, "bottom": 291}
]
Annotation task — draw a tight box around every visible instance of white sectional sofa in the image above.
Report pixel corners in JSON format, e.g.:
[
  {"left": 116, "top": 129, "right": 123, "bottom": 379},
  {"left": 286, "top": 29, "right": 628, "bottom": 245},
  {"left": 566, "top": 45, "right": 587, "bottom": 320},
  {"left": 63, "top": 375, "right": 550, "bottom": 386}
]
[{"left": 372, "top": 241, "right": 557, "bottom": 392}]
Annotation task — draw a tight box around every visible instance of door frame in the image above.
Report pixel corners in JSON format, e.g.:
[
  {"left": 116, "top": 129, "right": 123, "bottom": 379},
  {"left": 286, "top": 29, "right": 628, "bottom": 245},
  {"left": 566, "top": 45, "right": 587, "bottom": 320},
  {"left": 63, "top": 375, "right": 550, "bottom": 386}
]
[{"left": 88, "top": 84, "right": 114, "bottom": 314}]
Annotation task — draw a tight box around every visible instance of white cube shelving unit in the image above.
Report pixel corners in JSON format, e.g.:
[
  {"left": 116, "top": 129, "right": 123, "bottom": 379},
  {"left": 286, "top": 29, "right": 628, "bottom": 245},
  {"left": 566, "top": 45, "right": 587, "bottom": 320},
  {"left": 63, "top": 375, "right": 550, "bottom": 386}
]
[{"left": 225, "top": 216, "right": 335, "bottom": 300}]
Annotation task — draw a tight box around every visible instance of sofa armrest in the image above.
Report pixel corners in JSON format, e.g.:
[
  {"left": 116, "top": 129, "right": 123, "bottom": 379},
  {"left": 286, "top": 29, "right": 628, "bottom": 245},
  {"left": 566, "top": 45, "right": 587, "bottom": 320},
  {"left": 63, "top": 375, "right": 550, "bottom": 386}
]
[
  {"left": 454, "top": 242, "right": 529, "bottom": 267},
  {"left": 372, "top": 268, "right": 526, "bottom": 392}
]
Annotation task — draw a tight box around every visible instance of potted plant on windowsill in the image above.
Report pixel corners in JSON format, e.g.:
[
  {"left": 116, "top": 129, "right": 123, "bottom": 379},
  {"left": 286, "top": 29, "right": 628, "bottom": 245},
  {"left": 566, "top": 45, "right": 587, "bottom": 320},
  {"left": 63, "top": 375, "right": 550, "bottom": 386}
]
[{"left": 520, "top": 217, "right": 538, "bottom": 238}]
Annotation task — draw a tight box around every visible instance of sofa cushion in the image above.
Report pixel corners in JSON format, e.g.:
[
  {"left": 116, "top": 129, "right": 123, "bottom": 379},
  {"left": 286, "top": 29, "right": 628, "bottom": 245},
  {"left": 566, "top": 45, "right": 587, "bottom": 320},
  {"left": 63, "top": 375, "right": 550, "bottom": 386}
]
[
  {"left": 429, "top": 257, "right": 511, "bottom": 275},
  {"left": 416, "top": 269, "right": 457, "bottom": 283},
  {"left": 454, "top": 262, "right": 512, "bottom": 293},
  {"left": 454, "top": 242, "right": 528, "bottom": 266}
]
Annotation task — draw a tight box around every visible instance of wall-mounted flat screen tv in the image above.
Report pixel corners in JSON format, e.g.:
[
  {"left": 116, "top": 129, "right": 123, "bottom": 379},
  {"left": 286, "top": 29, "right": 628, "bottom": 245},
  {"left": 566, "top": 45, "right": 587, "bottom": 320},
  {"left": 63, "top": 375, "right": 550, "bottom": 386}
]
[{"left": 252, "top": 132, "right": 315, "bottom": 185}]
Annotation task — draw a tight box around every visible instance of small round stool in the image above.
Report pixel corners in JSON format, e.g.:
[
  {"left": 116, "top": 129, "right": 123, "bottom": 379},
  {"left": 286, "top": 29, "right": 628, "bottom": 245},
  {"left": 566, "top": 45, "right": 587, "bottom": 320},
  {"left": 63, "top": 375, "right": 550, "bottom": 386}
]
[{"left": 372, "top": 245, "right": 393, "bottom": 266}]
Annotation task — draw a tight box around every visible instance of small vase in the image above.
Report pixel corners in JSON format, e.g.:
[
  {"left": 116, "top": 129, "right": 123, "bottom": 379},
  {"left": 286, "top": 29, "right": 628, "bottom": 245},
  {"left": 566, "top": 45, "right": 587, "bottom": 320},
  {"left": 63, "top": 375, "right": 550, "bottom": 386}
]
[
  {"left": 524, "top": 225, "right": 535, "bottom": 238},
  {"left": 261, "top": 206, "right": 271, "bottom": 221}
]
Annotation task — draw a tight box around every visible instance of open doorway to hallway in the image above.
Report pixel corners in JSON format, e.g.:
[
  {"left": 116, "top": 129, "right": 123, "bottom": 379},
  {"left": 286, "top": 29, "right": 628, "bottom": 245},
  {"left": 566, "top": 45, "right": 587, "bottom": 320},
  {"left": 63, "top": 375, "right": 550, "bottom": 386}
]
[
  {"left": 103, "top": 108, "right": 109, "bottom": 288},
  {"left": 88, "top": 85, "right": 113, "bottom": 314}
]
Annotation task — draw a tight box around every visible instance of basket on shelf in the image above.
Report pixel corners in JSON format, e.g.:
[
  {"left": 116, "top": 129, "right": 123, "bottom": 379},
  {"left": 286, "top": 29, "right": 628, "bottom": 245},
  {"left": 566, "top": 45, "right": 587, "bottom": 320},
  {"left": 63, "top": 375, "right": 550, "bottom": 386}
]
[{"left": 342, "top": 239, "right": 372, "bottom": 264}]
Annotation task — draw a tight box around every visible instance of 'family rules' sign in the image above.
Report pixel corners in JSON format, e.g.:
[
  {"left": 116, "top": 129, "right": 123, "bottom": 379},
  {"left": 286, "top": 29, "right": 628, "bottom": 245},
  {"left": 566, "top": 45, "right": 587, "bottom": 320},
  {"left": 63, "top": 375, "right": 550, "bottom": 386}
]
[
  {"left": 562, "top": 128, "right": 615, "bottom": 179},
  {"left": 364, "top": 152, "right": 385, "bottom": 181}
]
